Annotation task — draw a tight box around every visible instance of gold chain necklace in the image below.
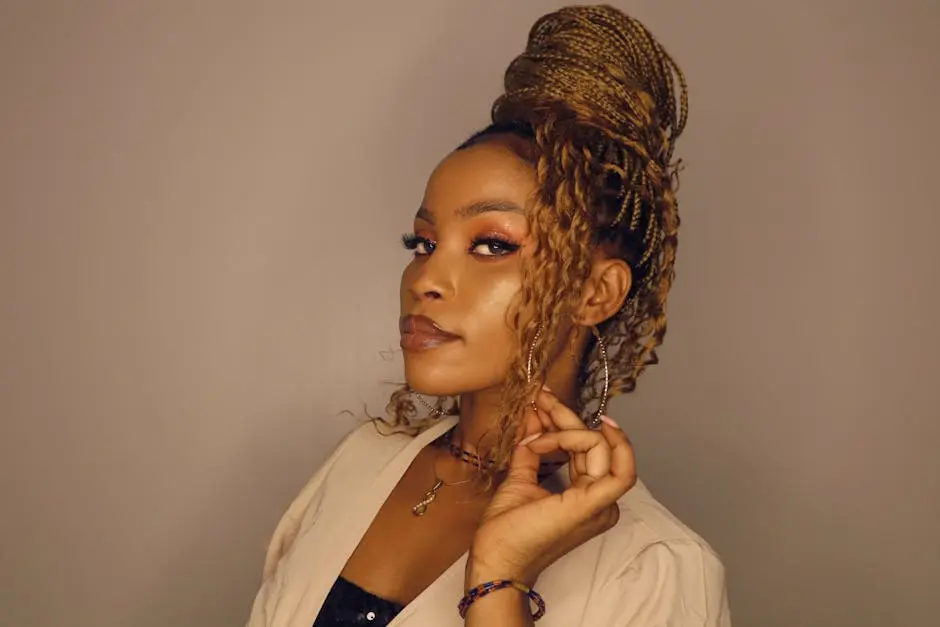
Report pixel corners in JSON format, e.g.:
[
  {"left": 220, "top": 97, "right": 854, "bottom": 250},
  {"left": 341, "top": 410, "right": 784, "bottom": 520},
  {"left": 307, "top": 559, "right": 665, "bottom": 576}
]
[
  {"left": 411, "top": 469, "right": 473, "bottom": 517},
  {"left": 412, "top": 429, "right": 483, "bottom": 517},
  {"left": 411, "top": 429, "right": 567, "bottom": 517}
]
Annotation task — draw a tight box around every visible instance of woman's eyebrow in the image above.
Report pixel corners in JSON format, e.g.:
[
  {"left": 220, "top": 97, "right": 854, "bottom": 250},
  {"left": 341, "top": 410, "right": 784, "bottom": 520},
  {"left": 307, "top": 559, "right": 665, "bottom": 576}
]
[{"left": 415, "top": 200, "right": 525, "bottom": 223}]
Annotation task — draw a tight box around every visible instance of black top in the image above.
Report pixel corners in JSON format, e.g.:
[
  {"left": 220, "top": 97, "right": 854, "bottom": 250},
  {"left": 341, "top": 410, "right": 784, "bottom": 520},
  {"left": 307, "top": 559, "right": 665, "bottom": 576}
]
[{"left": 312, "top": 576, "right": 406, "bottom": 627}]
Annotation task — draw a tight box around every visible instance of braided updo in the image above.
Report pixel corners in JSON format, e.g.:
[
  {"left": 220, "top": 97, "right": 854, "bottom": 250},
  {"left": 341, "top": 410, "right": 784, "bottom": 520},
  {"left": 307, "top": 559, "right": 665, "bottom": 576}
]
[{"left": 381, "top": 5, "right": 688, "bottom": 489}]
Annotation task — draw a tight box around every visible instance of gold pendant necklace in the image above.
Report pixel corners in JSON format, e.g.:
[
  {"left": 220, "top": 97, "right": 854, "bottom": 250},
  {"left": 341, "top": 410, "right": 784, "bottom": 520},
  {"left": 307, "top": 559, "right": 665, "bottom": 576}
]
[
  {"left": 411, "top": 430, "right": 479, "bottom": 517},
  {"left": 412, "top": 472, "right": 473, "bottom": 517},
  {"left": 411, "top": 429, "right": 566, "bottom": 517},
  {"left": 412, "top": 442, "right": 475, "bottom": 517}
]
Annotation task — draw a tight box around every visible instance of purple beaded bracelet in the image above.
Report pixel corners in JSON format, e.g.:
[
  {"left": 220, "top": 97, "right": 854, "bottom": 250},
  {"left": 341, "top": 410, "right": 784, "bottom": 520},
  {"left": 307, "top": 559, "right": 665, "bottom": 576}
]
[{"left": 458, "top": 579, "right": 546, "bottom": 621}]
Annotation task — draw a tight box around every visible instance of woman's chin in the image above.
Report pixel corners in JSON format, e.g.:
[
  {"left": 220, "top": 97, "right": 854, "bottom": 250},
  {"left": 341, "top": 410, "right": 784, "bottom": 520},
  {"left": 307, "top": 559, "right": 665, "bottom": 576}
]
[
  {"left": 403, "top": 363, "right": 465, "bottom": 398},
  {"left": 403, "top": 376, "right": 462, "bottom": 398}
]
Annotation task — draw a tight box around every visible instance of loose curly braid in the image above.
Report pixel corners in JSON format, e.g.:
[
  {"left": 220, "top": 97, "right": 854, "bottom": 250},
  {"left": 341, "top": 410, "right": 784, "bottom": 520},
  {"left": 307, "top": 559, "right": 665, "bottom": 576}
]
[{"left": 374, "top": 5, "right": 688, "bottom": 492}]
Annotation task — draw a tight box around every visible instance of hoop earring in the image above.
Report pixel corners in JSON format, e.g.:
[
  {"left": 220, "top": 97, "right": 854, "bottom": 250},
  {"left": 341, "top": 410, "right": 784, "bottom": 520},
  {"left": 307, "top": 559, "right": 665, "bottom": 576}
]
[
  {"left": 587, "top": 326, "right": 610, "bottom": 430},
  {"left": 525, "top": 325, "right": 543, "bottom": 384},
  {"left": 524, "top": 324, "right": 610, "bottom": 429}
]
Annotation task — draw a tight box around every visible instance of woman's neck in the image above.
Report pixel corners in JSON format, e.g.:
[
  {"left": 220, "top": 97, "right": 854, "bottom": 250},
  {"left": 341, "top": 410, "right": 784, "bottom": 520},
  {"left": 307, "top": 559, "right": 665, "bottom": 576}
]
[
  {"left": 448, "top": 324, "right": 590, "bottom": 454},
  {"left": 448, "top": 376, "right": 580, "bottom": 465},
  {"left": 452, "top": 388, "right": 505, "bottom": 452}
]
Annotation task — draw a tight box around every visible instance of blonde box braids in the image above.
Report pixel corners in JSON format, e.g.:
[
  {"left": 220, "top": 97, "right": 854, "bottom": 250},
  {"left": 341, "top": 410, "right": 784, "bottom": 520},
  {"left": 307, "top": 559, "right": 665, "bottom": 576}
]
[{"left": 378, "top": 5, "right": 688, "bottom": 493}]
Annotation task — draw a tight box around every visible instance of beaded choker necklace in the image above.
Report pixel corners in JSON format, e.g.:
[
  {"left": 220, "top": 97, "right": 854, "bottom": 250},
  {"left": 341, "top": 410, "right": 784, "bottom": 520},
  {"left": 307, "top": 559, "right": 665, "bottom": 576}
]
[
  {"left": 440, "top": 429, "right": 496, "bottom": 470},
  {"left": 410, "top": 429, "right": 568, "bottom": 517},
  {"left": 440, "top": 429, "right": 567, "bottom": 474}
]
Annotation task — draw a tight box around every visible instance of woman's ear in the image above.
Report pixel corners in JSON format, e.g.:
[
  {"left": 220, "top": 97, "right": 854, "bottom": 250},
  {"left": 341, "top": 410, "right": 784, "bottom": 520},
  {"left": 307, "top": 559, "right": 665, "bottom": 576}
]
[{"left": 576, "top": 257, "right": 632, "bottom": 327}]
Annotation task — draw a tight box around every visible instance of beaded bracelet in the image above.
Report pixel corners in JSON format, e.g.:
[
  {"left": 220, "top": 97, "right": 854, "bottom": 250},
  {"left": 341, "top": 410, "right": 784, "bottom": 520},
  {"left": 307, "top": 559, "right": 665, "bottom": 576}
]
[{"left": 458, "top": 579, "right": 546, "bottom": 621}]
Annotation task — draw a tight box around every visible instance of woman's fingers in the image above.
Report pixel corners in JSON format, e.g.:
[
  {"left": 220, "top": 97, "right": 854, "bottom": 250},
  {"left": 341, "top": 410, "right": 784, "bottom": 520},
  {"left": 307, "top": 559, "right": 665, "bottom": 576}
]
[
  {"left": 507, "top": 416, "right": 545, "bottom": 485},
  {"left": 534, "top": 406, "right": 555, "bottom": 434},
  {"left": 523, "top": 419, "right": 637, "bottom": 513},
  {"left": 534, "top": 386, "right": 591, "bottom": 475},
  {"left": 535, "top": 387, "right": 588, "bottom": 431},
  {"left": 584, "top": 419, "right": 637, "bottom": 510},
  {"left": 523, "top": 429, "right": 611, "bottom": 479}
]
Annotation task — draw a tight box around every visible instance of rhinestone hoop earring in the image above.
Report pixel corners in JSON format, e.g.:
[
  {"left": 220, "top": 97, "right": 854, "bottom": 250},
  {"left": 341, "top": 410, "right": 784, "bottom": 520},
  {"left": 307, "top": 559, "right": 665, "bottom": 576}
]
[
  {"left": 525, "top": 325, "right": 610, "bottom": 429},
  {"left": 525, "top": 325, "right": 544, "bottom": 384},
  {"left": 587, "top": 326, "right": 610, "bottom": 429}
]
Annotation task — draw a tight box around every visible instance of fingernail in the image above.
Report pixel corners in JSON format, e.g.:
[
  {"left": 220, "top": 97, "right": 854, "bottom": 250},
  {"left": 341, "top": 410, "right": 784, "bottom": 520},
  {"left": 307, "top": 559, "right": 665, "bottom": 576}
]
[
  {"left": 517, "top": 433, "right": 542, "bottom": 447},
  {"left": 541, "top": 384, "right": 552, "bottom": 392},
  {"left": 600, "top": 415, "right": 621, "bottom": 430}
]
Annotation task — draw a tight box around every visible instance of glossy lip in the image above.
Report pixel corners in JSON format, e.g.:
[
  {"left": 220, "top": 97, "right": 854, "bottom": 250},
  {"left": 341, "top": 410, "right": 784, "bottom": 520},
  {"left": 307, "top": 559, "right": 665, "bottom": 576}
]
[{"left": 399, "top": 314, "right": 460, "bottom": 351}]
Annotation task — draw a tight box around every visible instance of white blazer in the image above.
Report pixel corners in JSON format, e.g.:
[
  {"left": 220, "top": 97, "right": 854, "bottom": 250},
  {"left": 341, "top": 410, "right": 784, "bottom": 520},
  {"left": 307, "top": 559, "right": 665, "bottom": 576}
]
[{"left": 247, "top": 415, "right": 731, "bottom": 626}]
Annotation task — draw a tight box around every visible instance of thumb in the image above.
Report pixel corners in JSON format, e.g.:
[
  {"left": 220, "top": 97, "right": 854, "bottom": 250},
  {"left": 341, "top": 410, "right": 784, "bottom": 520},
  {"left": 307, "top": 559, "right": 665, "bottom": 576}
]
[{"left": 506, "top": 408, "right": 543, "bottom": 484}]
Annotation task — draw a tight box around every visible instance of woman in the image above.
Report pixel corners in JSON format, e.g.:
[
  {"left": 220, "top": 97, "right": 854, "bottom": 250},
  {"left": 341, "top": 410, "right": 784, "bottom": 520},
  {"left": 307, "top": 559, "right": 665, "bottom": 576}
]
[{"left": 247, "top": 5, "right": 729, "bottom": 626}]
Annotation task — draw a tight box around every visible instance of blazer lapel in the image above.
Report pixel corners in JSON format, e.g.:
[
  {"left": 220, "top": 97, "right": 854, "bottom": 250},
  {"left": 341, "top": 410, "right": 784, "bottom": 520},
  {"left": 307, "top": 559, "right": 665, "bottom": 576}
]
[{"left": 278, "top": 417, "right": 460, "bottom": 627}]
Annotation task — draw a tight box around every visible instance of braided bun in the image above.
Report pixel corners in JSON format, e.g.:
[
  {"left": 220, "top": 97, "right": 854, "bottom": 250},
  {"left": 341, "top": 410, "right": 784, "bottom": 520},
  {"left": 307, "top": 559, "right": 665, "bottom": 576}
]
[{"left": 489, "top": 5, "right": 689, "bottom": 421}]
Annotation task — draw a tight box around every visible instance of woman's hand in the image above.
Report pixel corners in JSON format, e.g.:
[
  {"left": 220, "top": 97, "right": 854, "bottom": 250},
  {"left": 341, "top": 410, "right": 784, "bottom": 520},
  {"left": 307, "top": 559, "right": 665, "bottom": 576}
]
[{"left": 466, "top": 387, "right": 637, "bottom": 588}]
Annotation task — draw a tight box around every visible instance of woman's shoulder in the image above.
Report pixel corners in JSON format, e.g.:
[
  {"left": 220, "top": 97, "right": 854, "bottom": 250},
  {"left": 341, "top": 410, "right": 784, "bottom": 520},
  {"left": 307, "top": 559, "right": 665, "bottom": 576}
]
[
  {"left": 613, "top": 480, "right": 720, "bottom": 554},
  {"left": 332, "top": 416, "right": 440, "bottom": 456},
  {"left": 313, "top": 416, "right": 450, "bottom": 479},
  {"left": 581, "top": 481, "right": 730, "bottom": 625},
  {"left": 590, "top": 479, "right": 726, "bottom": 585},
  {"left": 534, "top": 474, "right": 729, "bottom": 624},
  {"left": 312, "top": 416, "right": 416, "bottom": 459}
]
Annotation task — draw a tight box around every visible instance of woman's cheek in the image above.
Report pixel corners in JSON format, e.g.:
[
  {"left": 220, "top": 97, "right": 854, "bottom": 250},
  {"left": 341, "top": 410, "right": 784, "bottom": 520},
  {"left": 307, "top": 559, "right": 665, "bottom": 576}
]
[
  {"left": 472, "top": 266, "right": 521, "bottom": 307},
  {"left": 467, "top": 279, "right": 524, "bottom": 343}
]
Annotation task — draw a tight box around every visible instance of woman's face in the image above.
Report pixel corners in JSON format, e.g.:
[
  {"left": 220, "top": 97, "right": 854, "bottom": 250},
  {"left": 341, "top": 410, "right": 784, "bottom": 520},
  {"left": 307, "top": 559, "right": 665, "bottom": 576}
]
[{"left": 399, "top": 140, "right": 537, "bottom": 397}]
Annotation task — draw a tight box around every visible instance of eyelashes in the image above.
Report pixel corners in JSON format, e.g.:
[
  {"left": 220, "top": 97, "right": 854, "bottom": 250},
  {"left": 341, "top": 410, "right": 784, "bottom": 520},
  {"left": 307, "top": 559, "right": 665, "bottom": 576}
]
[
  {"left": 401, "top": 233, "right": 521, "bottom": 258},
  {"left": 471, "top": 236, "right": 521, "bottom": 257},
  {"left": 402, "top": 233, "right": 434, "bottom": 255}
]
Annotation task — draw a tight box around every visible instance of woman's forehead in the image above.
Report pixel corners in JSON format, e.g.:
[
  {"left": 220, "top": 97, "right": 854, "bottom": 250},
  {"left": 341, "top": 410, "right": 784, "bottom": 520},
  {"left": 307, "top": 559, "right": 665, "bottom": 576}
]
[{"left": 421, "top": 143, "right": 537, "bottom": 218}]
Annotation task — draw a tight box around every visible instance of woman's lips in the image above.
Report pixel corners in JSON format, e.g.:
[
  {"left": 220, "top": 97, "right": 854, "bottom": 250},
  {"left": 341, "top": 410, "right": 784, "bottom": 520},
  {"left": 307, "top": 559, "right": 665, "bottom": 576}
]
[{"left": 399, "top": 315, "right": 460, "bottom": 351}]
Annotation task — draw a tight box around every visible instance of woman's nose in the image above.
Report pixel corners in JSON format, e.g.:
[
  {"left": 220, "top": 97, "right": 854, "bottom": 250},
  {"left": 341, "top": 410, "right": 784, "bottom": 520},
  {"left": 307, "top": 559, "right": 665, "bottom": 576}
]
[{"left": 408, "top": 256, "right": 455, "bottom": 302}]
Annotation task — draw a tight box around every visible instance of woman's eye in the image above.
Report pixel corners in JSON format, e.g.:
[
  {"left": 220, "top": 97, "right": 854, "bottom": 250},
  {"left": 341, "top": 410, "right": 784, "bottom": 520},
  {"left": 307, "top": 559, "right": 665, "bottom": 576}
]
[
  {"left": 402, "top": 233, "right": 435, "bottom": 256},
  {"left": 470, "top": 238, "right": 521, "bottom": 257}
]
